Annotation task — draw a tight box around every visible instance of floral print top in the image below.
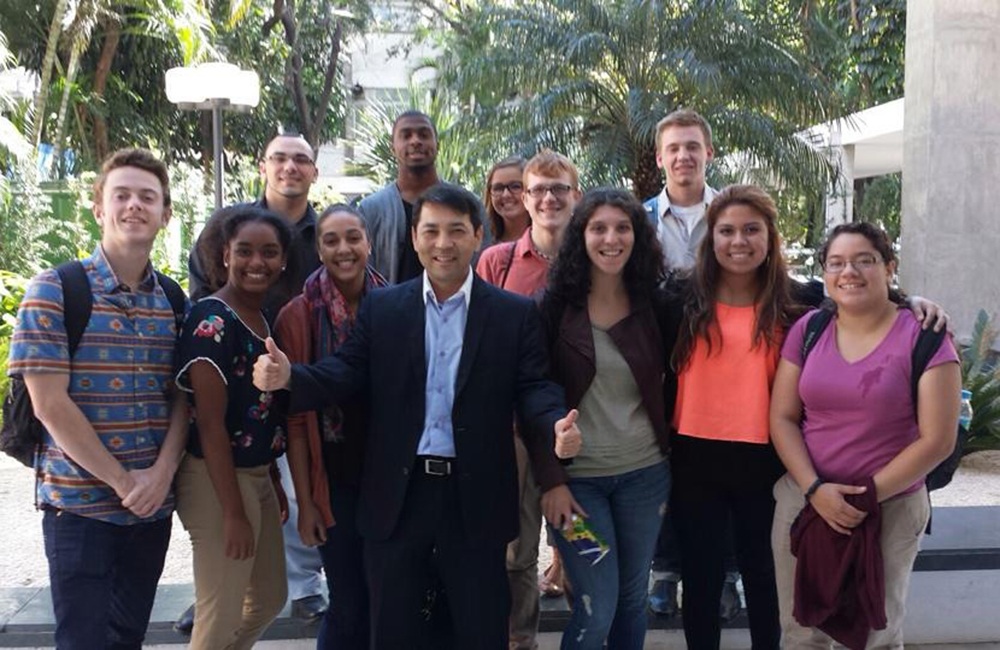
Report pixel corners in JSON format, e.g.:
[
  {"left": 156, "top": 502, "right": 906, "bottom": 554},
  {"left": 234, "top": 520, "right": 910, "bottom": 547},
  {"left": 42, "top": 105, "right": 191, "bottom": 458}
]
[{"left": 175, "top": 297, "right": 287, "bottom": 467}]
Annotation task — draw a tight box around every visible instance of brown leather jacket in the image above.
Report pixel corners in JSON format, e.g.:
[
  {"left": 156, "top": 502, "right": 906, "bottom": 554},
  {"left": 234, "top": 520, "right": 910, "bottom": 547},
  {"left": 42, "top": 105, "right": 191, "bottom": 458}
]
[{"left": 541, "top": 291, "right": 682, "bottom": 457}]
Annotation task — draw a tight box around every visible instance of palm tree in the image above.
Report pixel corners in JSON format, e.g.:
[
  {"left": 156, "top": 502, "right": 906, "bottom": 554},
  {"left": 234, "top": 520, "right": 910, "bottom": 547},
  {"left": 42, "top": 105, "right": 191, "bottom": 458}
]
[
  {"left": 441, "top": 0, "right": 845, "bottom": 199},
  {"left": 27, "top": 0, "right": 69, "bottom": 147},
  {"left": 0, "top": 29, "right": 30, "bottom": 165},
  {"left": 349, "top": 81, "right": 489, "bottom": 191}
]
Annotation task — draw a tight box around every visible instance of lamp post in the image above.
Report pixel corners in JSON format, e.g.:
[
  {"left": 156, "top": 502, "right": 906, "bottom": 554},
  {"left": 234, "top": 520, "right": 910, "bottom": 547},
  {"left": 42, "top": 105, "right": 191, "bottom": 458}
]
[{"left": 166, "top": 62, "right": 260, "bottom": 209}]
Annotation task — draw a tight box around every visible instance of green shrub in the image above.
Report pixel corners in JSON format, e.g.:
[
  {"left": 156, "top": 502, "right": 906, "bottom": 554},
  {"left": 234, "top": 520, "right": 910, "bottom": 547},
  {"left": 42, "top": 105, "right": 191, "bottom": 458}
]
[{"left": 962, "top": 310, "right": 1000, "bottom": 454}]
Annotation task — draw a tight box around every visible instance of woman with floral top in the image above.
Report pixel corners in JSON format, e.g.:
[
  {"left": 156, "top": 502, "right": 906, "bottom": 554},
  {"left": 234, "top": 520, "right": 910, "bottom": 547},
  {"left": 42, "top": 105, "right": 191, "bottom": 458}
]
[{"left": 174, "top": 205, "right": 292, "bottom": 650}]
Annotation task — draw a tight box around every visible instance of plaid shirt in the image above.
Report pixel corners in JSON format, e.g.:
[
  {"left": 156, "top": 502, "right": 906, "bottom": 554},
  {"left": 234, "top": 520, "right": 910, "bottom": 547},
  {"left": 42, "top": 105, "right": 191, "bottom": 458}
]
[{"left": 8, "top": 246, "right": 185, "bottom": 525}]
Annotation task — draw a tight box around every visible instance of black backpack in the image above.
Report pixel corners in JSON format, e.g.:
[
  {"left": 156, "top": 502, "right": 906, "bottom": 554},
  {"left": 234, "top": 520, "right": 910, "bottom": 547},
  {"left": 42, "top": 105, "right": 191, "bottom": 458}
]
[
  {"left": 800, "top": 307, "right": 965, "bottom": 493},
  {"left": 0, "top": 261, "right": 185, "bottom": 467}
]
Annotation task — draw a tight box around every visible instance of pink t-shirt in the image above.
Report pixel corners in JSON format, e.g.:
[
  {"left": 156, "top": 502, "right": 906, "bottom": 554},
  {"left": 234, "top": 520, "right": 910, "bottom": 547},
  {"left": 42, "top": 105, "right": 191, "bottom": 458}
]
[
  {"left": 781, "top": 309, "right": 959, "bottom": 493},
  {"left": 476, "top": 227, "right": 550, "bottom": 298}
]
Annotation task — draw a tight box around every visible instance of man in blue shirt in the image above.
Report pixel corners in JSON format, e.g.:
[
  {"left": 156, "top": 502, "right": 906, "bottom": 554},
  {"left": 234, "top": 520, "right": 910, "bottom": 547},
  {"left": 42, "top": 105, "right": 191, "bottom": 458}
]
[
  {"left": 254, "top": 183, "right": 583, "bottom": 649},
  {"left": 9, "top": 149, "right": 189, "bottom": 649}
]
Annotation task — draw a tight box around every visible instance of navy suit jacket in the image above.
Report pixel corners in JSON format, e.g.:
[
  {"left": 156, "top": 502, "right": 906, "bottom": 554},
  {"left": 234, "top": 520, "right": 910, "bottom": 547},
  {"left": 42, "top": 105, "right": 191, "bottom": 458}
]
[{"left": 289, "top": 274, "right": 568, "bottom": 545}]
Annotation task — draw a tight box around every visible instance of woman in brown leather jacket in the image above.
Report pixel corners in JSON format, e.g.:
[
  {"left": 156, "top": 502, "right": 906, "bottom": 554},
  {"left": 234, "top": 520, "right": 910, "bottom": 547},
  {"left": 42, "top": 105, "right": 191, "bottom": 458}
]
[{"left": 540, "top": 187, "right": 680, "bottom": 650}]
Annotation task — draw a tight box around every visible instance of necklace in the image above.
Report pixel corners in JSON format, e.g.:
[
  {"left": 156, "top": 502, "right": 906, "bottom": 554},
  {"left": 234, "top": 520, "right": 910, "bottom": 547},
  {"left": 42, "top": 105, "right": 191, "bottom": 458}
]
[{"left": 530, "top": 237, "right": 555, "bottom": 262}]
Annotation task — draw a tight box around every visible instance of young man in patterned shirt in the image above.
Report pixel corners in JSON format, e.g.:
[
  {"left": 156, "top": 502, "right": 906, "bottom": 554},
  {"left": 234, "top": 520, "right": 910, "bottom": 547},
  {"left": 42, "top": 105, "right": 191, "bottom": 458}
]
[{"left": 8, "top": 149, "right": 189, "bottom": 649}]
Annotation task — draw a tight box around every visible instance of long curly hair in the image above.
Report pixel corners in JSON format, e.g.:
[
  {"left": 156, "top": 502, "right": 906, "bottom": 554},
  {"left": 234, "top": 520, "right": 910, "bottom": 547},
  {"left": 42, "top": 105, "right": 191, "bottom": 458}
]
[
  {"left": 546, "top": 188, "right": 665, "bottom": 311},
  {"left": 672, "top": 184, "right": 796, "bottom": 370}
]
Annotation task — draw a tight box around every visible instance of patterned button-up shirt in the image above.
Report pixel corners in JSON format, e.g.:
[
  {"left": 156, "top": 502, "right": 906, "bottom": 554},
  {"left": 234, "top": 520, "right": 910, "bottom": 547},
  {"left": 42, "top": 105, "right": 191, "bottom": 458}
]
[{"left": 8, "top": 246, "right": 185, "bottom": 525}]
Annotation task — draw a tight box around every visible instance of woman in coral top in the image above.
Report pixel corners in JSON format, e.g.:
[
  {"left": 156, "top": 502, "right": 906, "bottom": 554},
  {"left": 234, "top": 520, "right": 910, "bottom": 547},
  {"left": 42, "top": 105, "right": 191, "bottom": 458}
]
[
  {"left": 274, "top": 204, "right": 386, "bottom": 650},
  {"left": 668, "top": 185, "right": 796, "bottom": 650}
]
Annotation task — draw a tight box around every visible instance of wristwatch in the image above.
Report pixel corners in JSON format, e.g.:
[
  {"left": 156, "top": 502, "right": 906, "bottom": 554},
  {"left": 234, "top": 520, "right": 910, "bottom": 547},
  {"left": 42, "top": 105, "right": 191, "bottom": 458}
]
[{"left": 804, "top": 478, "right": 825, "bottom": 502}]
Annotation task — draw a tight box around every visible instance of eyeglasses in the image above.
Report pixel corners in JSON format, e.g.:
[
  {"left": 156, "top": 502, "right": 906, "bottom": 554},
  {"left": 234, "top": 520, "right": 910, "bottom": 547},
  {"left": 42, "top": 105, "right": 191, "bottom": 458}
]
[
  {"left": 266, "top": 153, "right": 315, "bottom": 167},
  {"left": 822, "top": 253, "right": 882, "bottom": 273},
  {"left": 489, "top": 181, "right": 524, "bottom": 197},
  {"left": 525, "top": 183, "right": 573, "bottom": 199}
]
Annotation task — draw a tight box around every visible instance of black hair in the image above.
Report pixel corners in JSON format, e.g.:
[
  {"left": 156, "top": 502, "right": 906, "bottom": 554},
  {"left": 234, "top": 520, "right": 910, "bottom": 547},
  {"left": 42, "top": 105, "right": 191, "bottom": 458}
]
[
  {"left": 818, "top": 221, "right": 906, "bottom": 306},
  {"left": 413, "top": 183, "right": 484, "bottom": 231},
  {"left": 546, "top": 187, "right": 665, "bottom": 309},
  {"left": 819, "top": 221, "right": 896, "bottom": 269},
  {"left": 262, "top": 132, "right": 313, "bottom": 160},
  {"left": 391, "top": 110, "right": 437, "bottom": 138},
  {"left": 316, "top": 203, "right": 368, "bottom": 244},
  {"left": 196, "top": 205, "right": 293, "bottom": 297},
  {"left": 222, "top": 206, "right": 292, "bottom": 252}
]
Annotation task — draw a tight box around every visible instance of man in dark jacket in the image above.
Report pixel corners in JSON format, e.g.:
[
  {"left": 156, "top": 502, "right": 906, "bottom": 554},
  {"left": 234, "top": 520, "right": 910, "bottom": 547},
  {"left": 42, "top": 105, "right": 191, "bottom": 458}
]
[{"left": 254, "top": 183, "right": 583, "bottom": 649}]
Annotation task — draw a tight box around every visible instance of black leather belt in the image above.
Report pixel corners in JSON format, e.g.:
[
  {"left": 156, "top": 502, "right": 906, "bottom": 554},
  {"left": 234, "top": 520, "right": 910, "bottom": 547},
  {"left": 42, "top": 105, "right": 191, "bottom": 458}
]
[{"left": 418, "top": 456, "right": 454, "bottom": 476}]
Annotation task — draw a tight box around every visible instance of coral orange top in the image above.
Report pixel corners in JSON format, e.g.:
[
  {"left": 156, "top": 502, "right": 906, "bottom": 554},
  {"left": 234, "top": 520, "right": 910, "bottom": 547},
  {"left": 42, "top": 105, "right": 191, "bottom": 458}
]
[{"left": 673, "top": 303, "right": 779, "bottom": 445}]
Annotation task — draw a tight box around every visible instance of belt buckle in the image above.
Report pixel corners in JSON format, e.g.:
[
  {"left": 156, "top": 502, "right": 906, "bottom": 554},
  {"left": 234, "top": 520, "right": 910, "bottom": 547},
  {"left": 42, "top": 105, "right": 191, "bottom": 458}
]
[{"left": 424, "top": 458, "right": 451, "bottom": 476}]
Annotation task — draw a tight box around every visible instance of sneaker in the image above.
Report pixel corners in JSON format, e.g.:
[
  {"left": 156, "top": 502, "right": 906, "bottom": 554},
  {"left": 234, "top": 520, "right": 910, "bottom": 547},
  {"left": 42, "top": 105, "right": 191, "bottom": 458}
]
[
  {"left": 291, "top": 594, "right": 328, "bottom": 621},
  {"left": 720, "top": 573, "right": 742, "bottom": 622},
  {"left": 649, "top": 575, "right": 680, "bottom": 617},
  {"left": 173, "top": 603, "right": 195, "bottom": 636}
]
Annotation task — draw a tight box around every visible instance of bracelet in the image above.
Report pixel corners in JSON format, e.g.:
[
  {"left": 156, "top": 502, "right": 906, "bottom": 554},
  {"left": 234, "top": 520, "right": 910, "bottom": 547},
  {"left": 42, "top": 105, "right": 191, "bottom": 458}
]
[{"left": 804, "top": 478, "right": 825, "bottom": 502}]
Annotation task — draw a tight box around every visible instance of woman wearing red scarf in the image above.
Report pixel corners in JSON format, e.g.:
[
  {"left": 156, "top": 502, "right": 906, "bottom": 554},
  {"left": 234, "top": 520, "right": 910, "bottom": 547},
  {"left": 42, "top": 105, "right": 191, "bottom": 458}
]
[{"left": 275, "top": 204, "right": 387, "bottom": 650}]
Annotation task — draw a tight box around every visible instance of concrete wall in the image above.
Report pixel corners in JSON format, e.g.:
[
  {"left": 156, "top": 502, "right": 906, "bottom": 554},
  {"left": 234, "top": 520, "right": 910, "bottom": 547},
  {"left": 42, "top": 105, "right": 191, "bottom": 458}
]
[{"left": 901, "top": 1, "right": 1000, "bottom": 342}]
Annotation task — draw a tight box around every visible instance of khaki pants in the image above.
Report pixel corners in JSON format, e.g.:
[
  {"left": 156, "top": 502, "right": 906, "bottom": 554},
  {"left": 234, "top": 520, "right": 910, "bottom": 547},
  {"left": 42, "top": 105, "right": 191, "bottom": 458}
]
[
  {"left": 771, "top": 473, "right": 930, "bottom": 650},
  {"left": 176, "top": 456, "right": 288, "bottom": 650},
  {"left": 506, "top": 434, "right": 543, "bottom": 650}
]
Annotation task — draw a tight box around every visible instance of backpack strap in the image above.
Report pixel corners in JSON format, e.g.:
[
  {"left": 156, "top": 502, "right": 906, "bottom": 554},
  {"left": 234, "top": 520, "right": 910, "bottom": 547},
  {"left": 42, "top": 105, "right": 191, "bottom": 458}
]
[
  {"left": 800, "top": 308, "right": 835, "bottom": 364},
  {"left": 499, "top": 241, "right": 518, "bottom": 290},
  {"left": 54, "top": 261, "right": 93, "bottom": 359},
  {"left": 154, "top": 271, "right": 186, "bottom": 327},
  {"left": 910, "top": 326, "right": 947, "bottom": 403}
]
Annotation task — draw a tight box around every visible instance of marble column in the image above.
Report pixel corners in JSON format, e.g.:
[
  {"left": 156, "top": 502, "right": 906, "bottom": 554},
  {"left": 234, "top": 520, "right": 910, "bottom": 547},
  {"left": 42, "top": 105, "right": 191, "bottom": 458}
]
[{"left": 901, "top": 0, "right": 1000, "bottom": 342}]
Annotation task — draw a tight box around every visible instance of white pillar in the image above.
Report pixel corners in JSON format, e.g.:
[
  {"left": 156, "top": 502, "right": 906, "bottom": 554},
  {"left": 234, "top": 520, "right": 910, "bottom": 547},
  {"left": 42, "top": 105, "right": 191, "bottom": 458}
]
[
  {"left": 824, "top": 134, "right": 855, "bottom": 230},
  {"left": 901, "top": 1, "right": 1000, "bottom": 342}
]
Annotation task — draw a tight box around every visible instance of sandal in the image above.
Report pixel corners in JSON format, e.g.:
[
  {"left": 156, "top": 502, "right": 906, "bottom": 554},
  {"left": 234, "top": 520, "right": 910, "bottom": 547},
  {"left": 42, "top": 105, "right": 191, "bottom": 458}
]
[{"left": 538, "top": 562, "right": 565, "bottom": 598}]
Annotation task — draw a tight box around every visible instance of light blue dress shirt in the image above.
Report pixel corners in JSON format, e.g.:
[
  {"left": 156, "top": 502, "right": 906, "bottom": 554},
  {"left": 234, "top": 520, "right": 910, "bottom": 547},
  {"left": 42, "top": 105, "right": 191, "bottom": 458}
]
[{"left": 417, "top": 269, "right": 474, "bottom": 458}]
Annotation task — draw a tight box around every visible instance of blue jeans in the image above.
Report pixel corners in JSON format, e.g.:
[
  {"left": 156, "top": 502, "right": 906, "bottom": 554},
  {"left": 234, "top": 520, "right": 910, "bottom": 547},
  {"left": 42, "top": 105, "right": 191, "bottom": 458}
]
[
  {"left": 316, "top": 482, "right": 369, "bottom": 650},
  {"left": 551, "top": 460, "right": 670, "bottom": 650},
  {"left": 43, "top": 508, "right": 171, "bottom": 650}
]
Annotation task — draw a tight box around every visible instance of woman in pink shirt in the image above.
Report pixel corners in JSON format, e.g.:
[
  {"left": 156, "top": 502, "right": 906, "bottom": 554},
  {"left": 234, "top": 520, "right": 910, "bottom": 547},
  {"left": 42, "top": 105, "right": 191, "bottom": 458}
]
[{"left": 769, "top": 222, "right": 961, "bottom": 648}]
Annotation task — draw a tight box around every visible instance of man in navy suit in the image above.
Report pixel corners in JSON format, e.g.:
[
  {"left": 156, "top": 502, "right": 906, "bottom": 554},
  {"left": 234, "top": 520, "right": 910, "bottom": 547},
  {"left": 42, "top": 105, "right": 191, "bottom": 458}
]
[{"left": 254, "top": 183, "right": 583, "bottom": 649}]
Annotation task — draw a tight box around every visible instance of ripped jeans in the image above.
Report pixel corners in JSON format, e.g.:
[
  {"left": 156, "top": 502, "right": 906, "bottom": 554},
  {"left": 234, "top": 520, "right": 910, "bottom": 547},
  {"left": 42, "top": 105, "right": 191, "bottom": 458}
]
[{"left": 550, "top": 460, "right": 670, "bottom": 650}]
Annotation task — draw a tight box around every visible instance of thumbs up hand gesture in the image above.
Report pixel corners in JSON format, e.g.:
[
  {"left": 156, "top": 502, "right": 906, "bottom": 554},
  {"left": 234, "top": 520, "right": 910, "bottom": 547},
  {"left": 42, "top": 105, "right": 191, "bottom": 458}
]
[
  {"left": 253, "top": 337, "right": 291, "bottom": 392},
  {"left": 554, "top": 409, "right": 582, "bottom": 459}
]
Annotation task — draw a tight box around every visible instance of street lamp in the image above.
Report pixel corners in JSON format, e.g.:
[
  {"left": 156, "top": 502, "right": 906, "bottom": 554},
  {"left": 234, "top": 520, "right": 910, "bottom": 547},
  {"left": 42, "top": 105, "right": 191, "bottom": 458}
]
[{"left": 165, "top": 62, "right": 260, "bottom": 209}]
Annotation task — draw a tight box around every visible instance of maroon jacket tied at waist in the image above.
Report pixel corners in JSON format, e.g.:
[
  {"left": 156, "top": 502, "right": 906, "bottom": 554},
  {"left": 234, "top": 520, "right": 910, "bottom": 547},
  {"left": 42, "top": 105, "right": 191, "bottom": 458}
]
[{"left": 790, "top": 476, "right": 885, "bottom": 650}]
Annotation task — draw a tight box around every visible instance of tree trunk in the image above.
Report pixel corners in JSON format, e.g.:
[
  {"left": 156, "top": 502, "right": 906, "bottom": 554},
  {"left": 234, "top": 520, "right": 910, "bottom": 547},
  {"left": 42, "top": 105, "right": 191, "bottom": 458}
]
[
  {"left": 305, "top": 19, "right": 343, "bottom": 148},
  {"left": 632, "top": 145, "right": 663, "bottom": 201},
  {"left": 51, "top": 36, "right": 86, "bottom": 177},
  {"left": 92, "top": 20, "right": 120, "bottom": 162},
  {"left": 29, "top": 0, "right": 70, "bottom": 147}
]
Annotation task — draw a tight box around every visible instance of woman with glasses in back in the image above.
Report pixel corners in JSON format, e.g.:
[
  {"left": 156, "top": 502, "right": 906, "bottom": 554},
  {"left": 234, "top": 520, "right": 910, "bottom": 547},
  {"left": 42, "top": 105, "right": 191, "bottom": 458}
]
[
  {"left": 483, "top": 156, "right": 531, "bottom": 246},
  {"left": 769, "top": 222, "right": 960, "bottom": 649}
]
